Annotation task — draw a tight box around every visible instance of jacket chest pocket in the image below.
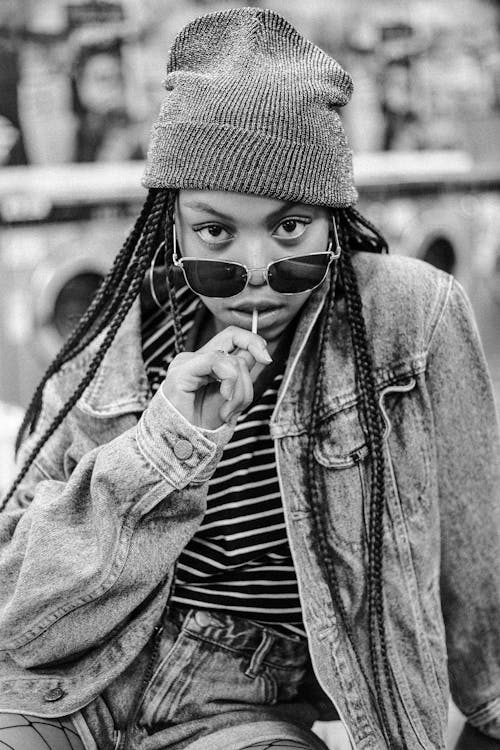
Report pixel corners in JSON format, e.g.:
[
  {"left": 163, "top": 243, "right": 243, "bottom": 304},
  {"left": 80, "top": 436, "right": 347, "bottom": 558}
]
[
  {"left": 313, "top": 404, "right": 370, "bottom": 552},
  {"left": 311, "top": 376, "right": 431, "bottom": 551}
]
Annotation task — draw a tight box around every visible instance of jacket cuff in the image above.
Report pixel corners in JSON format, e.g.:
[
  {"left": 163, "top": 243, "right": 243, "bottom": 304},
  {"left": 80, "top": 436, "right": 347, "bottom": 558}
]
[
  {"left": 136, "top": 387, "right": 234, "bottom": 489},
  {"left": 467, "top": 697, "right": 500, "bottom": 739}
]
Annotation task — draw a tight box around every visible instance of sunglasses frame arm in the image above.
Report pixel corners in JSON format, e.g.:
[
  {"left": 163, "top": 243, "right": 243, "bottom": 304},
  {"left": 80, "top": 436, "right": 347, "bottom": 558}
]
[{"left": 329, "top": 213, "right": 341, "bottom": 261}]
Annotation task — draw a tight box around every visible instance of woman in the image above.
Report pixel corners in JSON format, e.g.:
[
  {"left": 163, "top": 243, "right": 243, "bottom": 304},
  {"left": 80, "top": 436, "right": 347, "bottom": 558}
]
[{"left": 0, "top": 8, "right": 499, "bottom": 750}]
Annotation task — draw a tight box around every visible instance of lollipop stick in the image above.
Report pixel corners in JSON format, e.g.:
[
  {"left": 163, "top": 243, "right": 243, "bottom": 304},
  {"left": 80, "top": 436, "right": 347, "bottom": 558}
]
[{"left": 252, "top": 308, "right": 258, "bottom": 334}]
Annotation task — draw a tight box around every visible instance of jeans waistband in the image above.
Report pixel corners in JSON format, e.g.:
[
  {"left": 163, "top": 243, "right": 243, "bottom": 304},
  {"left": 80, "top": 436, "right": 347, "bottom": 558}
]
[{"left": 168, "top": 606, "right": 308, "bottom": 675}]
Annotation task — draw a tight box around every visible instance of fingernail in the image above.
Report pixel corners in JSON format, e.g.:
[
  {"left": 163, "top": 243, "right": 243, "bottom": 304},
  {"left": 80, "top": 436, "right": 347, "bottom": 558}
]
[{"left": 262, "top": 351, "right": 272, "bottom": 363}]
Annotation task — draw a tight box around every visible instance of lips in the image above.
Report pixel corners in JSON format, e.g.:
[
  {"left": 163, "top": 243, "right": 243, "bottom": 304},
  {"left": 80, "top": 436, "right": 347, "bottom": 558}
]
[{"left": 230, "top": 302, "right": 282, "bottom": 313}]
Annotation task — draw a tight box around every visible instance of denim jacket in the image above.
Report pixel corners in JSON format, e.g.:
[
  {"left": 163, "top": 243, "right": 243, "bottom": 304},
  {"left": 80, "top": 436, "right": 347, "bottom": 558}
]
[{"left": 0, "top": 252, "right": 499, "bottom": 750}]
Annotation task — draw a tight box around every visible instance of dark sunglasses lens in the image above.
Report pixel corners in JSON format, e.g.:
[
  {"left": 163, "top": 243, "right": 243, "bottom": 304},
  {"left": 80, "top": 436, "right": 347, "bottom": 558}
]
[
  {"left": 181, "top": 260, "right": 247, "bottom": 297},
  {"left": 268, "top": 254, "right": 330, "bottom": 293}
]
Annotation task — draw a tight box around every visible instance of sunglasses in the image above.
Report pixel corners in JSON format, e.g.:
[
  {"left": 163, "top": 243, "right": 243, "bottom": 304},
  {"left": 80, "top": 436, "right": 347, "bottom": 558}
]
[{"left": 171, "top": 217, "right": 341, "bottom": 298}]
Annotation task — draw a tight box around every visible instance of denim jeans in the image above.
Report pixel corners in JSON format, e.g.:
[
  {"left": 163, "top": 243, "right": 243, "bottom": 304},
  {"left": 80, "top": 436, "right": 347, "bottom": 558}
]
[{"left": 77, "top": 606, "right": 327, "bottom": 750}]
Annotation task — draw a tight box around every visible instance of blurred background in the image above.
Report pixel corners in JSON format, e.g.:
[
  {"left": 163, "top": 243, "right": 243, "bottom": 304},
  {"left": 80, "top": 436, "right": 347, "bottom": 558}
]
[{"left": 0, "top": 2, "right": 499, "bottom": 743}]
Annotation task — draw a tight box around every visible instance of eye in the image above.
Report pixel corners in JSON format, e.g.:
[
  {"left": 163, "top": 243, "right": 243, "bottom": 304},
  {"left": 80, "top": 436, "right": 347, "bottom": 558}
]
[
  {"left": 195, "top": 224, "right": 233, "bottom": 244},
  {"left": 273, "top": 217, "right": 310, "bottom": 240}
]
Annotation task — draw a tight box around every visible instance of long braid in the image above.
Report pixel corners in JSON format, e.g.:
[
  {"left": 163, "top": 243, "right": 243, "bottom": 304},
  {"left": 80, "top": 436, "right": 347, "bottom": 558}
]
[
  {"left": 163, "top": 193, "right": 186, "bottom": 354},
  {"left": 305, "top": 216, "right": 356, "bottom": 635},
  {"left": 306, "top": 208, "right": 405, "bottom": 746},
  {"left": 2, "top": 190, "right": 169, "bottom": 510},
  {"left": 15, "top": 190, "right": 158, "bottom": 453},
  {"left": 337, "top": 218, "right": 404, "bottom": 746},
  {"left": 305, "top": 237, "right": 364, "bottom": 628},
  {"left": 305, "top": 212, "right": 379, "bottom": 717},
  {"left": 337, "top": 229, "right": 392, "bottom": 743}
]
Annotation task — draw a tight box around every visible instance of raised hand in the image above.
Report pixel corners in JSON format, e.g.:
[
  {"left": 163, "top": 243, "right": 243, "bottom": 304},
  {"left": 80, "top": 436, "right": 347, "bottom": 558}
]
[{"left": 162, "top": 326, "right": 272, "bottom": 430}]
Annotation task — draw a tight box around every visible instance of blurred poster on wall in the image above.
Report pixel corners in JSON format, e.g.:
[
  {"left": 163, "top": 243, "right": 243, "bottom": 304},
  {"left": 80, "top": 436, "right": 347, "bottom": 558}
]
[
  {"left": 65, "top": 1, "right": 145, "bottom": 162},
  {"left": 14, "top": 0, "right": 149, "bottom": 165}
]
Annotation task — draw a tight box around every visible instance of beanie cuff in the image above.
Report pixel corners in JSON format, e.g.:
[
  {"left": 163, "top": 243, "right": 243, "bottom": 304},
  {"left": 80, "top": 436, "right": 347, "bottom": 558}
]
[{"left": 142, "top": 122, "right": 358, "bottom": 207}]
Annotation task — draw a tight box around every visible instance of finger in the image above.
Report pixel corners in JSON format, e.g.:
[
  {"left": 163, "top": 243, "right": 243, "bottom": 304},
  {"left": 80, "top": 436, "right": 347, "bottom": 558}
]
[
  {"left": 211, "top": 351, "right": 239, "bottom": 391},
  {"left": 232, "top": 347, "right": 256, "bottom": 370},
  {"left": 220, "top": 356, "right": 254, "bottom": 422},
  {"left": 238, "top": 355, "right": 254, "bottom": 404},
  {"left": 229, "top": 355, "right": 253, "bottom": 408},
  {"left": 203, "top": 326, "right": 272, "bottom": 365},
  {"left": 168, "top": 350, "right": 237, "bottom": 393},
  {"left": 218, "top": 356, "right": 245, "bottom": 412},
  {"left": 208, "top": 343, "right": 259, "bottom": 383},
  {"left": 211, "top": 352, "right": 252, "bottom": 405},
  {"left": 214, "top": 346, "right": 264, "bottom": 385}
]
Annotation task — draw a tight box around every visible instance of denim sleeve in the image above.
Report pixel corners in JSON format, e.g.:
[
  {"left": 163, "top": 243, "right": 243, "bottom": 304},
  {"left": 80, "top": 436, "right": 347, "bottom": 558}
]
[
  {"left": 0, "top": 384, "right": 233, "bottom": 667},
  {"left": 426, "top": 277, "right": 500, "bottom": 740}
]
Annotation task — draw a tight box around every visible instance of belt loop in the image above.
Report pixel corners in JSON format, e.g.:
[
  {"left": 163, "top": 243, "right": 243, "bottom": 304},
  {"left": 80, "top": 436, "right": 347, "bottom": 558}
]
[{"left": 244, "top": 630, "right": 274, "bottom": 678}]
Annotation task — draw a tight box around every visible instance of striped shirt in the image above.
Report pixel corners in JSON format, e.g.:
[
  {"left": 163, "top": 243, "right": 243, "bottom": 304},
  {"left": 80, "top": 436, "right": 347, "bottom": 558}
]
[{"left": 141, "top": 283, "right": 305, "bottom": 637}]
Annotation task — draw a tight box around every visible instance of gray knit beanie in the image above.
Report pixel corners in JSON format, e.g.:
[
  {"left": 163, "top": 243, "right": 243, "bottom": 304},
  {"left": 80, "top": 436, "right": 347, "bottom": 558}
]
[{"left": 142, "top": 7, "right": 358, "bottom": 207}]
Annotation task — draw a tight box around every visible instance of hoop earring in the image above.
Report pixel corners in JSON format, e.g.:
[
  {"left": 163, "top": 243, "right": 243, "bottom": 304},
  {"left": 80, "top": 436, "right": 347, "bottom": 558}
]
[
  {"left": 148, "top": 240, "right": 168, "bottom": 312},
  {"left": 172, "top": 221, "right": 178, "bottom": 259}
]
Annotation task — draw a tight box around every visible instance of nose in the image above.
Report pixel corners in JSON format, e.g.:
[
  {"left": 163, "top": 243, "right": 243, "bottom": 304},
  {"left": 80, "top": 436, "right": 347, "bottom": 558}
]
[
  {"left": 245, "top": 236, "right": 270, "bottom": 287},
  {"left": 247, "top": 266, "right": 267, "bottom": 287}
]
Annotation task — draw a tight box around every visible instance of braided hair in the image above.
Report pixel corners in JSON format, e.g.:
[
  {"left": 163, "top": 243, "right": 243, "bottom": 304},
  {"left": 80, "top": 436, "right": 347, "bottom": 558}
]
[
  {"left": 307, "top": 208, "right": 405, "bottom": 747},
  {"left": 3, "top": 188, "right": 173, "bottom": 507},
  {"left": 2, "top": 195, "right": 403, "bottom": 745}
]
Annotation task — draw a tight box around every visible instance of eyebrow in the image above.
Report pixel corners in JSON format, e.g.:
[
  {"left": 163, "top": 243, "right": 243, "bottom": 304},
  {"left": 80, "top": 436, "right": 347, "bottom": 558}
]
[{"left": 181, "top": 200, "right": 308, "bottom": 224}]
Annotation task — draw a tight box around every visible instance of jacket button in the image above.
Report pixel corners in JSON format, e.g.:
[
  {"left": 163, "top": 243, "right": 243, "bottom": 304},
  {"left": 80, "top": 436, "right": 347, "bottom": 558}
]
[
  {"left": 44, "top": 686, "right": 65, "bottom": 702},
  {"left": 173, "top": 439, "right": 194, "bottom": 460}
]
